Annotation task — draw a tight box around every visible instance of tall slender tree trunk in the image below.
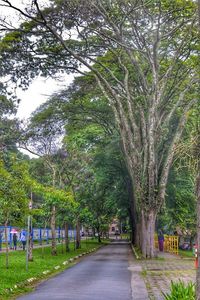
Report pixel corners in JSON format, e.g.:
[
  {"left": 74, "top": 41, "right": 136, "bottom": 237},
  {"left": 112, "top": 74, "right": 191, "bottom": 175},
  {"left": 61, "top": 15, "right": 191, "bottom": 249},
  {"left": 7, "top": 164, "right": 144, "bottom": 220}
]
[
  {"left": 98, "top": 233, "right": 101, "bottom": 243},
  {"left": 51, "top": 205, "right": 57, "bottom": 255},
  {"left": 61, "top": 229, "right": 64, "bottom": 254},
  {"left": 92, "top": 227, "right": 96, "bottom": 238},
  {"left": 28, "top": 226, "right": 33, "bottom": 261},
  {"left": 4, "top": 220, "right": 9, "bottom": 269},
  {"left": 76, "top": 219, "right": 81, "bottom": 249},
  {"left": 129, "top": 208, "right": 134, "bottom": 243},
  {"left": 96, "top": 225, "right": 101, "bottom": 243},
  {"left": 135, "top": 222, "right": 141, "bottom": 248},
  {"left": 51, "top": 168, "right": 57, "bottom": 255},
  {"left": 64, "top": 222, "right": 70, "bottom": 252}
]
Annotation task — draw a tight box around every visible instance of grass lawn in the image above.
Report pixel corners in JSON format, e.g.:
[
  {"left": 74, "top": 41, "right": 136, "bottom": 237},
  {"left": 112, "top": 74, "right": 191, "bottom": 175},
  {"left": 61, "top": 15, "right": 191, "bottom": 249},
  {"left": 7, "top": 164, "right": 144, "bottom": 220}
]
[
  {"left": 0, "top": 239, "right": 104, "bottom": 300},
  {"left": 179, "top": 249, "right": 194, "bottom": 258}
]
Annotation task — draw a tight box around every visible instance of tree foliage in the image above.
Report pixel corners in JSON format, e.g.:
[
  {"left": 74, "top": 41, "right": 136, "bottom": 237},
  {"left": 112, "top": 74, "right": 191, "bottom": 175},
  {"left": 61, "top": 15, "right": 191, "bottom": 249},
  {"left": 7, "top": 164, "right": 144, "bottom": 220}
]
[{"left": 0, "top": 0, "right": 198, "bottom": 257}]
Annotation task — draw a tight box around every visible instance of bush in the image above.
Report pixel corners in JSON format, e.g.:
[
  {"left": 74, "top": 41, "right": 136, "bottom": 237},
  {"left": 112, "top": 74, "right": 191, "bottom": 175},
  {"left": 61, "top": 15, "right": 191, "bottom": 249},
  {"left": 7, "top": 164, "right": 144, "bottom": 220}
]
[{"left": 163, "top": 280, "right": 195, "bottom": 300}]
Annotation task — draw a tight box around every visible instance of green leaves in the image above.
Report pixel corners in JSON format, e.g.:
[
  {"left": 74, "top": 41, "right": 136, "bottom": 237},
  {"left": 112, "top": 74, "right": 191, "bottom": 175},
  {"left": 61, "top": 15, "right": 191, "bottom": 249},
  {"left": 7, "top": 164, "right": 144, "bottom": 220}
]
[
  {"left": 163, "top": 280, "right": 195, "bottom": 300},
  {"left": 159, "top": 166, "right": 196, "bottom": 234},
  {"left": 0, "top": 159, "right": 29, "bottom": 224},
  {"left": 40, "top": 186, "right": 74, "bottom": 207}
]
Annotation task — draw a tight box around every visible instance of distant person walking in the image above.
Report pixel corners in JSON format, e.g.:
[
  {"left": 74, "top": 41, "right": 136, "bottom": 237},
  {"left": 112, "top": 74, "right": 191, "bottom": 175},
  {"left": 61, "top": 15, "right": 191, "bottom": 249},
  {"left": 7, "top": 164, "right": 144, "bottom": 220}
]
[
  {"left": 158, "top": 230, "right": 164, "bottom": 252},
  {"left": 13, "top": 233, "right": 18, "bottom": 250},
  {"left": 20, "top": 234, "right": 26, "bottom": 250}
]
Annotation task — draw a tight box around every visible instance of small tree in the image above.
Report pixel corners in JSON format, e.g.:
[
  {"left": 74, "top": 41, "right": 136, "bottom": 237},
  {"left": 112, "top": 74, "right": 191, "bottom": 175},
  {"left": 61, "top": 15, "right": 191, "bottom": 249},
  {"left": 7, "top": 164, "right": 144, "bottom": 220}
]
[{"left": 0, "top": 158, "right": 28, "bottom": 268}]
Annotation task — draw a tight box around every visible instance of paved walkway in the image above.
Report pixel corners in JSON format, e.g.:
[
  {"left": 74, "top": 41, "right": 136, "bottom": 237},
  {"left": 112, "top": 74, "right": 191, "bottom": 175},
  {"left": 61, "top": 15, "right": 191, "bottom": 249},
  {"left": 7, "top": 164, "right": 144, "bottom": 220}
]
[
  {"left": 16, "top": 242, "right": 195, "bottom": 300},
  {"left": 138, "top": 251, "right": 196, "bottom": 299},
  {"left": 0, "top": 241, "right": 62, "bottom": 253},
  {"left": 17, "top": 241, "right": 147, "bottom": 300}
]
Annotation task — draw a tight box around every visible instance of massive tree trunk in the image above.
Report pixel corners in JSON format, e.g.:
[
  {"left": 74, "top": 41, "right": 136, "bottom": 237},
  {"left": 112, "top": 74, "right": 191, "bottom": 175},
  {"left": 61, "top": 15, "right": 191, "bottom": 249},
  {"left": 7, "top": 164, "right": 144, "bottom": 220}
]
[
  {"left": 141, "top": 209, "right": 157, "bottom": 258},
  {"left": 195, "top": 3, "right": 200, "bottom": 297},
  {"left": 51, "top": 205, "right": 57, "bottom": 255},
  {"left": 196, "top": 169, "right": 200, "bottom": 299}
]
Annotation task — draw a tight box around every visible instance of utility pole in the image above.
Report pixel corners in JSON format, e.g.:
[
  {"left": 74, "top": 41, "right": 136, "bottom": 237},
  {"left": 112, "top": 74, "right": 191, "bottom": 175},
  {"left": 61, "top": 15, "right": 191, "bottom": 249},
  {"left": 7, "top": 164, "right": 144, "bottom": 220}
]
[{"left": 26, "top": 190, "right": 33, "bottom": 271}]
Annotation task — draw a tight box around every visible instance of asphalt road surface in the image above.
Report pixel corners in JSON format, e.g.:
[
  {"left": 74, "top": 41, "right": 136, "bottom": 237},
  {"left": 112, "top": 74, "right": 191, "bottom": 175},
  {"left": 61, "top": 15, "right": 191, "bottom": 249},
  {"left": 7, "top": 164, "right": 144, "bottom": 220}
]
[{"left": 17, "top": 241, "right": 132, "bottom": 300}]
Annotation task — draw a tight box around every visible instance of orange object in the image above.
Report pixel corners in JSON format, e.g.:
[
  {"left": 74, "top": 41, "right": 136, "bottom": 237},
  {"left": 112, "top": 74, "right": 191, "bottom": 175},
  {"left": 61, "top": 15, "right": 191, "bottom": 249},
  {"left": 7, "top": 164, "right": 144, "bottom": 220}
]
[{"left": 195, "top": 258, "right": 198, "bottom": 269}]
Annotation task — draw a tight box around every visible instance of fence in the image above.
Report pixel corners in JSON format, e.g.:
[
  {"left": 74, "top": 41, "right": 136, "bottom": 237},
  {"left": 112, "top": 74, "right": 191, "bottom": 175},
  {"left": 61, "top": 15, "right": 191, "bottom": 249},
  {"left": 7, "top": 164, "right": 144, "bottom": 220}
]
[
  {"left": 155, "top": 234, "right": 179, "bottom": 255},
  {"left": 0, "top": 226, "right": 76, "bottom": 247}
]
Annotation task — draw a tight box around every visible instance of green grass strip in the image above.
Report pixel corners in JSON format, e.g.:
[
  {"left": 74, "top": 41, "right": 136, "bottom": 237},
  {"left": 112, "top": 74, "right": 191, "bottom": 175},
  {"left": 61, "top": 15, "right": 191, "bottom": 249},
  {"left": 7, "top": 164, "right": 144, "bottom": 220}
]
[{"left": 178, "top": 249, "right": 194, "bottom": 258}]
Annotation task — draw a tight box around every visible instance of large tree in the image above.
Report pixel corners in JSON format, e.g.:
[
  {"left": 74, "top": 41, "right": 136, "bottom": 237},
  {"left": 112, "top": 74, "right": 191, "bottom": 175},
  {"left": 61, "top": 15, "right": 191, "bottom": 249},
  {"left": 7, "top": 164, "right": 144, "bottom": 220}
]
[
  {"left": 0, "top": 0, "right": 198, "bottom": 257},
  {"left": 33, "top": 75, "right": 135, "bottom": 242},
  {"left": 19, "top": 114, "right": 65, "bottom": 255}
]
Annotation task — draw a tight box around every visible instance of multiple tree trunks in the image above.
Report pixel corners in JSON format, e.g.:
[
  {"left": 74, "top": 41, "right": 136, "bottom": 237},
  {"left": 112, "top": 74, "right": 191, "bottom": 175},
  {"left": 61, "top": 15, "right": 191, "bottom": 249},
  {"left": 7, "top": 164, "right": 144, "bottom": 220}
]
[{"left": 132, "top": 209, "right": 157, "bottom": 258}]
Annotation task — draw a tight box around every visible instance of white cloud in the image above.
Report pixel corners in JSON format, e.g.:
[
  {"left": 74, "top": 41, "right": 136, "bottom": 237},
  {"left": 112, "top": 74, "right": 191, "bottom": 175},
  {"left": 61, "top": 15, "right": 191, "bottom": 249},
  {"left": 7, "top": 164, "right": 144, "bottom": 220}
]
[
  {"left": 16, "top": 75, "right": 74, "bottom": 158},
  {"left": 16, "top": 75, "right": 74, "bottom": 119}
]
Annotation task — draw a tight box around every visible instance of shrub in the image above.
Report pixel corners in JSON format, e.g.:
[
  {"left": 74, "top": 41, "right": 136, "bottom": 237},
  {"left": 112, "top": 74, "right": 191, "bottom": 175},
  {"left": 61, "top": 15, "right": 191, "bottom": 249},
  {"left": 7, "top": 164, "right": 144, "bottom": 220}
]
[{"left": 163, "top": 280, "right": 195, "bottom": 300}]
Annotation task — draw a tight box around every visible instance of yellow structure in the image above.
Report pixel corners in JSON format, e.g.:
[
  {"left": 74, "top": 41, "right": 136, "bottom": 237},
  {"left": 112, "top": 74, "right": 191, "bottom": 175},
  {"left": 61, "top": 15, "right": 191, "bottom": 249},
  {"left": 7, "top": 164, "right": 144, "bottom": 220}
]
[{"left": 155, "top": 234, "right": 179, "bottom": 255}]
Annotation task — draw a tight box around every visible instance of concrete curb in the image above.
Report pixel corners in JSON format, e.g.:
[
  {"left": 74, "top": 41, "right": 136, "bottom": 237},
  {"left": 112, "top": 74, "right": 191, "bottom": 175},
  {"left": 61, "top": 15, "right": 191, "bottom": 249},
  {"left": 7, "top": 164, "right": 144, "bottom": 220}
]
[
  {"left": 130, "top": 244, "right": 149, "bottom": 300},
  {"left": 129, "top": 264, "right": 149, "bottom": 300}
]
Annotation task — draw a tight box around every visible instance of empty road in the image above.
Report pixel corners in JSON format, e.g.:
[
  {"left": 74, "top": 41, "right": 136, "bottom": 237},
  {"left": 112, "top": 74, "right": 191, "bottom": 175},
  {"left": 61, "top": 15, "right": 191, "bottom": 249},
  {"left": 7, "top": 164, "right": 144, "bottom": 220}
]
[{"left": 17, "top": 241, "right": 132, "bottom": 300}]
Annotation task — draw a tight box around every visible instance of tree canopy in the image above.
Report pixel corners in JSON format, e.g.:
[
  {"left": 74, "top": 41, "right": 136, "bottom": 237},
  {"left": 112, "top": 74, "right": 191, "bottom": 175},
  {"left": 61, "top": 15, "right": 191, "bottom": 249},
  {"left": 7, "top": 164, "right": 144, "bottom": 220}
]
[{"left": 0, "top": 0, "right": 198, "bottom": 257}]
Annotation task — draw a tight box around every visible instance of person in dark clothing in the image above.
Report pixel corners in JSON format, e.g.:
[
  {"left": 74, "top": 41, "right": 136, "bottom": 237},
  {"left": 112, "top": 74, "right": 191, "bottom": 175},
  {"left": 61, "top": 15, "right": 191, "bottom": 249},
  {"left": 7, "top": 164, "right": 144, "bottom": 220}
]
[
  {"left": 13, "top": 233, "right": 17, "bottom": 250},
  {"left": 158, "top": 230, "right": 164, "bottom": 252}
]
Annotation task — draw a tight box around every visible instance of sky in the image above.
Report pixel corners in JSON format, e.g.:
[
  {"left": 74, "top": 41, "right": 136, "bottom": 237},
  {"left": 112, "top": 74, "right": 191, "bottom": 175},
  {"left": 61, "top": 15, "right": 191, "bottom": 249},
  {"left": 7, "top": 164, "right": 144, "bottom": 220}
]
[
  {"left": 0, "top": 1, "right": 68, "bottom": 119},
  {"left": 15, "top": 74, "right": 75, "bottom": 158},
  {"left": 0, "top": 1, "right": 78, "bottom": 120},
  {"left": 16, "top": 75, "right": 74, "bottom": 120},
  {"left": 0, "top": 0, "right": 78, "bottom": 157},
  {"left": 0, "top": 0, "right": 88, "bottom": 121}
]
